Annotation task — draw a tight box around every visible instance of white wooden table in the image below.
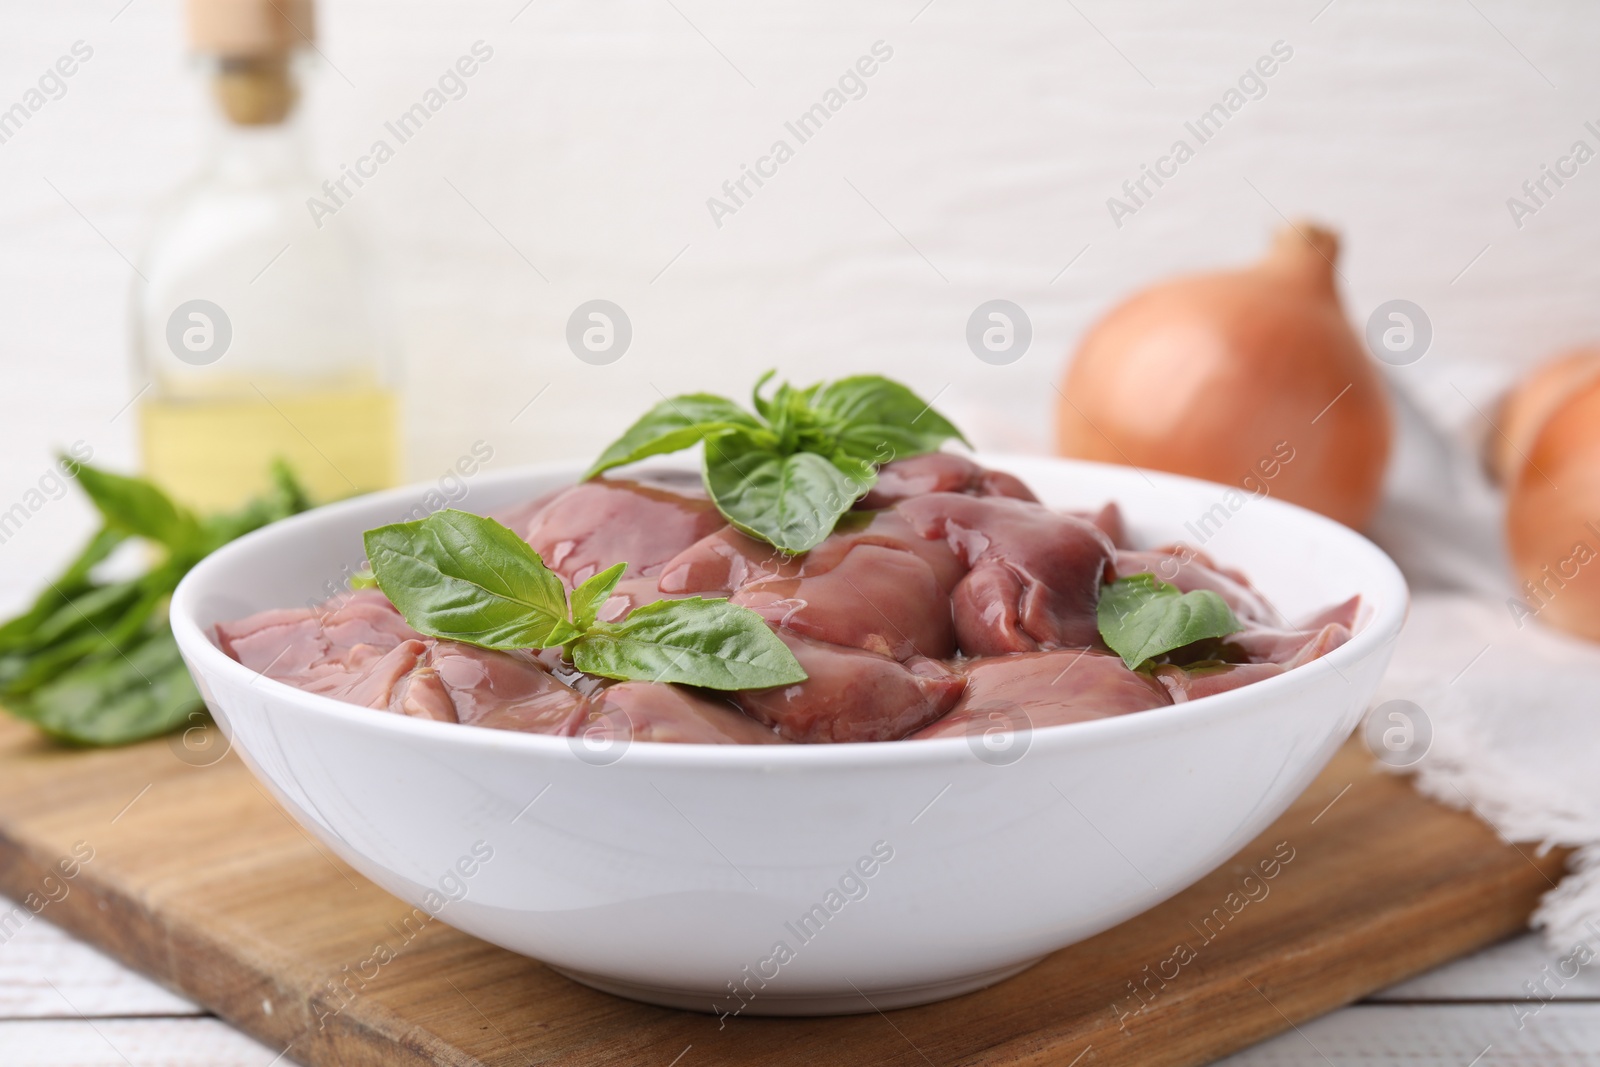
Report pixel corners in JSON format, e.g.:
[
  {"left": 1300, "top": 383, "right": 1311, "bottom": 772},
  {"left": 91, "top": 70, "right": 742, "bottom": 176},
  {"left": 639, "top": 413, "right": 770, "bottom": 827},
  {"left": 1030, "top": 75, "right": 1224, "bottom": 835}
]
[{"left": 3, "top": 900, "right": 1595, "bottom": 1066}]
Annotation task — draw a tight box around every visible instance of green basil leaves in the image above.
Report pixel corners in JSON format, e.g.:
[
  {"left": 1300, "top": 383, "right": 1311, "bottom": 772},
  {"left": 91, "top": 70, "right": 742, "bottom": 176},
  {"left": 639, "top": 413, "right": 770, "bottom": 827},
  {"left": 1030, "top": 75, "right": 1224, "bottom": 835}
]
[
  {"left": 0, "top": 459, "right": 315, "bottom": 746},
  {"left": 1097, "top": 572, "right": 1245, "bottom": 670},
  {"left": 585, "top": 373, "right": 966, "bottom": 553},
  {"left": 584, "top": 394, "right": 764, "bottom": 477},
  {"left": 569, "top": 597, "right": 805, "bottom": 691},
  {"left": 363, "top": 510, "right": 807, "bottom": 690},
  {"left": 74, "top": 461, "right": 207, "bottom": 559},
  {"left": 365, "top": 509, "right": 577, "bottom": 649}
]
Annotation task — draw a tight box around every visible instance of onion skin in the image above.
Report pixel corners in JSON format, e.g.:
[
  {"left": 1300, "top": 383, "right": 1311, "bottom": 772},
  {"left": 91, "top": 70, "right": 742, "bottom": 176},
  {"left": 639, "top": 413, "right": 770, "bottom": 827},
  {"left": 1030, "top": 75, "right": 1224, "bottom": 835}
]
[
  {"left": 1507, "top": 377, "right": 1600, "bottom": 641},
  {"left": 1489, "top": 348, "right": 1600, "bottom": 486},
  {"left": 1056, "top": 223, "right": 1393, "bottom": 529}
]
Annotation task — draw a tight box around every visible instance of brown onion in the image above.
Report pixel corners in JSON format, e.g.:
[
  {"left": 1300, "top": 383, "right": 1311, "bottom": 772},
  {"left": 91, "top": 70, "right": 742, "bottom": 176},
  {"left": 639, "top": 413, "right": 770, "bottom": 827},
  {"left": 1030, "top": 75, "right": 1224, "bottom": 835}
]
[
  {"left": 1056, "top": 223, "right": 1393, "bottom": 529},
  {"left": 1507, "top": 376, "right": 1600, "bottom": 641},
  {"left": 1488, "top": 347, "right": 1600, "bottom": 485}
]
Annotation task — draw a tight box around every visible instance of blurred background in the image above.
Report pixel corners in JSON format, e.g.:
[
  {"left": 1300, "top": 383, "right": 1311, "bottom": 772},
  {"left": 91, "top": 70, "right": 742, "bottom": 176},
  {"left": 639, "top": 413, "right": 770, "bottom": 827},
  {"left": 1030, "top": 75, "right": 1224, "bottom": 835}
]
[{"left": 4, "top": 0, "right": 1598, "bottom": 610}]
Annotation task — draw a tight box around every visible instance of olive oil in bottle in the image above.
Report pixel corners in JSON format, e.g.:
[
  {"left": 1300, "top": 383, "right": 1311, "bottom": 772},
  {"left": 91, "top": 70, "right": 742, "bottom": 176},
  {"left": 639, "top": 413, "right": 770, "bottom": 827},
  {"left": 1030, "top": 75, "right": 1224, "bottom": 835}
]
[{"left": 134, "top": 0, "right": 398, "bottom": 512}]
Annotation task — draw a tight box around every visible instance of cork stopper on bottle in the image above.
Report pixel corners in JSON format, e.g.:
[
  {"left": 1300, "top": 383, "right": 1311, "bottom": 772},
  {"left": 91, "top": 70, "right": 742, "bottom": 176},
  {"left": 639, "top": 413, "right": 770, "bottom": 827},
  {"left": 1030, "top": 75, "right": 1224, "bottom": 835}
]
[{"left": 186, "top": 0, "right": 315, "bottom": 126}]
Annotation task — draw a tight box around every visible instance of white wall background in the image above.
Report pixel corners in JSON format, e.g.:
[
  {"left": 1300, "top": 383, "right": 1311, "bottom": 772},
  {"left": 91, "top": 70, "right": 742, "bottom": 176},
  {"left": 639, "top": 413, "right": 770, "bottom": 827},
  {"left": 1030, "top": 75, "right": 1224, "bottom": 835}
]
[{"left": 4, "top": 0, "right": 1599, "bottom": 609}]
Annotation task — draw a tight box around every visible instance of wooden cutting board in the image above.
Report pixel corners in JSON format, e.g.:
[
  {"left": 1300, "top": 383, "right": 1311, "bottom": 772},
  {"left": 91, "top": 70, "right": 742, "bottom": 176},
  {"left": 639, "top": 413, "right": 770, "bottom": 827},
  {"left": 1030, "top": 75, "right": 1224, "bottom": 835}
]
[{"left": 0, "top": 715, "right": 1565, "bottom": 1067}]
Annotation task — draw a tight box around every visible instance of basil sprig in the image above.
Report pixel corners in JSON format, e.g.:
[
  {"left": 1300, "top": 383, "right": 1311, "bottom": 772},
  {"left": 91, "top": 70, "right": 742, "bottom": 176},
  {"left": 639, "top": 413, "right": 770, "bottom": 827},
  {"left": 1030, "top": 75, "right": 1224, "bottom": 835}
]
[
  {"left": 585, "top": 373, "right": 967, "bottom": 553},
  {"left": 1097, "top": 572, "right": 1244, "bottom": 670},
  {"left": 363, "top": 510, "right": 807, "bottom": 690},
  {"left": 0, "top": 459, "right": 314, "bottom": 745}
]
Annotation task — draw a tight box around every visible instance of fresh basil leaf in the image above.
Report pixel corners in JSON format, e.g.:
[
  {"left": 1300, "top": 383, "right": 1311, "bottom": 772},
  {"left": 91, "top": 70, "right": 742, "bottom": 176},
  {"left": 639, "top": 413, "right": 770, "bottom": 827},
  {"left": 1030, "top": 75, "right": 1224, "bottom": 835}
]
[
  {"left": 571, "top": 597, "right": 806, "bottom": 690},
  {"left": 811, "top": 376, "right": 968, "bottom": 465},
  {"left": 200, "top": 459, "right": 316, "bottom": 550},
  {"left": 0, "top": 527, "right": 133, "bottom": 658},
  {"left": 1097, "top": 572, "right": 1244, "bottom": 670},
  {"left": 758, "top": 377, "right": 825, "bottom": 451},
  {"left": 828, "top": 452, "right": 878, "bottom": 490},
  {"left": 750, "top": 370, "right": 778, "bottom": 420},
  {"left": 72, "top": 461, "right": 204, "bottom": 555},
  {"left": 0, "top": 527, "right": 128, "bottom": 650},
  {"left": 762, "top": 382, "right": 800, "bottom": 443},
  {"left": 703, "top": 437, "right": 874, "bottom": 554},
  {"left": 365, "top": 509, "right": 573, "bottom": 649},
  {"left": 584, "top": 394, "right": 765, "bottom": 480},
  {"left": 7, "top": 554, "right": 191, "bottom": 703},
  {"left": 9, "top": 623, "right": 201, "bottom": 746},
  {"left": 1, "top": 461, "right": 314, "bottom": 746},
  {"left": 360, "top": 510, "right": 809, "bottom": 690},
  {"left": 584, "top": 373, "right": 972, "bottom": 553},
  {"left": 0, "top": 631, "right": 108, "bottom": 696},
  {"left": 570, "top": 562, "right": 626, "bottom": 631},
  {"left": 60, "top": 526, "right": 128, "bottom": 589},
  {"left": 267, "top": 458, "right": 314, "bottom": 513},
  {"left": 1, "top": 577, "right": 139, "bottom": 664},
  {"left": 544, "top": 619, "right": 586, "bottom": 647}
]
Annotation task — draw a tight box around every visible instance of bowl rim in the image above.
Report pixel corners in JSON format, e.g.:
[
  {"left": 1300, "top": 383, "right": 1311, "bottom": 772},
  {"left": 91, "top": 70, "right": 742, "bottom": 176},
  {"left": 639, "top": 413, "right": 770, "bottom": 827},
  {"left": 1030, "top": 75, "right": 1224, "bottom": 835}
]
[{"left": 170, "top": 453, "right": 1409, "bottom": 768}]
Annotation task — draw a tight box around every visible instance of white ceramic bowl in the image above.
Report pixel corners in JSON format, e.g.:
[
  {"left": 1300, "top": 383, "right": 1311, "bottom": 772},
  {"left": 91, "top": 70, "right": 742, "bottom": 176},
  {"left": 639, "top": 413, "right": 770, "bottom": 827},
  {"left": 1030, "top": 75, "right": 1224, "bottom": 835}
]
[{"left": 170, "top": 455, "right": 1407, "bottom": 1016}]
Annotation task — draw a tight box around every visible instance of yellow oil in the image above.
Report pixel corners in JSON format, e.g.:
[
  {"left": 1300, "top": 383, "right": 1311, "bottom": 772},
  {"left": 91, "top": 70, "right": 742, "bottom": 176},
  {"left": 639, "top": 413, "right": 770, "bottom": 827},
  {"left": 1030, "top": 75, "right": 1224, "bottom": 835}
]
[{"left": 139, "top": 384, "right": 399, "bottom": 512}]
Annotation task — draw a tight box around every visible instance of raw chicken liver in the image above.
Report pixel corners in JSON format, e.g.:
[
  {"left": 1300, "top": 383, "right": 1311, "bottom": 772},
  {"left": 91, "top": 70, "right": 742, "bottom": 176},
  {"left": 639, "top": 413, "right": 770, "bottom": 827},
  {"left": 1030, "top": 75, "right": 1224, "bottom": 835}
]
[
  {"left": 1115, "top": 546, "right": 1285, "bottom": 626},
  {"left": 912, "top": 650, "right": 1170, "bottom": 738},
  {"left": 513, "top": 473, "right": 725, "bottom": 584},
  {"left": 731, "top": 543, "right": 955, "bottom": 661},
  {"left": 217, "top": 454, "right": 1357, "bottom": 746},
  {"left": 858, "top": 453, "right": 1037, "bottom": 509},
  {"left": 732, "top": 631, "right": 965, "bottom": 743},
  {"left": 216, "top": 590, "right": 584, "bottom": 732},
  {"left": 579, "top": 683, "right": 783, "bottom": 745},
  {"left": 895, "top": 493, "right": 1115, "bottom": 655}
]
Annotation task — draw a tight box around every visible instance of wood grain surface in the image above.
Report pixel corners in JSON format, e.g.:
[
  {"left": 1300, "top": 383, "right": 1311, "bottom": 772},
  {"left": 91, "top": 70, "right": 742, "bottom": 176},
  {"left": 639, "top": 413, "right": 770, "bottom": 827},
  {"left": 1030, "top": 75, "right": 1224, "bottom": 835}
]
[{"left": 0, "top": 717, "right": 1567, "bottom": 1067}]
